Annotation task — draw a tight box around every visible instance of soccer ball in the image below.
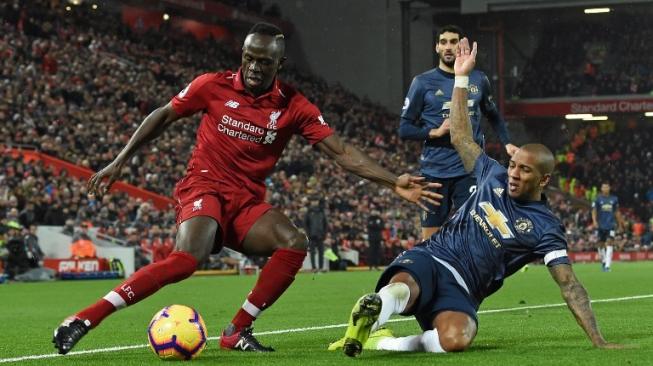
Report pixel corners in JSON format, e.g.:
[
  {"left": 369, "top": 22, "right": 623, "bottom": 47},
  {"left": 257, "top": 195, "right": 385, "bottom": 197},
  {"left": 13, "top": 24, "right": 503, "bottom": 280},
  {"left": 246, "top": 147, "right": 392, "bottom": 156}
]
[{"left": 147, "top": 305, "right": 208, "bottom": 360}]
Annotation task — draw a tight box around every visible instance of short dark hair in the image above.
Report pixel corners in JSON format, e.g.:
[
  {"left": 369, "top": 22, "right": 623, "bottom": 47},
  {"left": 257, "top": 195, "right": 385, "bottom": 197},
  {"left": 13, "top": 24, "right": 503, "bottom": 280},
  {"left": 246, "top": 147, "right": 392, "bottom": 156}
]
[
  {"left": 248, "top": 22, "right": 284, "bottom": 38},
  {"left": 437, "top": 24, "right": 464, "bottom": 40}
]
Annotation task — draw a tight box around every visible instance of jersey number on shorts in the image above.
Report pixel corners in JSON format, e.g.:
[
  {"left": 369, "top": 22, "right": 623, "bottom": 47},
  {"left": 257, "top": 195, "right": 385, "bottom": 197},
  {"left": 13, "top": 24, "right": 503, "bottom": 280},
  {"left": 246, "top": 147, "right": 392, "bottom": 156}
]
[{"left": 478, "top": 201, "right": 514, "bottom": 239}]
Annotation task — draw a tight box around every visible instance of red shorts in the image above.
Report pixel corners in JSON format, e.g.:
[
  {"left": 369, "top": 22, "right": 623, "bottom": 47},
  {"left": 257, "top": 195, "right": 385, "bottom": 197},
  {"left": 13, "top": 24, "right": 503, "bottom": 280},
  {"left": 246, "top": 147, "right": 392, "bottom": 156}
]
[{"left": 173, "top": 174, "right": 272, "bottom": 251}]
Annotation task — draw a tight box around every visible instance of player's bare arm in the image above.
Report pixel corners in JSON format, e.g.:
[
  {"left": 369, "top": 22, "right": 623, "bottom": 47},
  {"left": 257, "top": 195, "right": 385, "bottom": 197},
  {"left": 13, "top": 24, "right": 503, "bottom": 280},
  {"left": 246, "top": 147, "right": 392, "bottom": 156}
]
[
  {"left": 548, "top": 264, "right": 623, "bottom": 349},
  {"left": 88, "top": 102, "right": 180, "bottom": 196},
  {"left": 315, "top": 134, "right": 443, "bottom": 210},
  {"left": 428, "top": 119, "right": 450, "bottom": 139},
  {"left": 449, "top": 37, "right": 482, "bottom": 172}
]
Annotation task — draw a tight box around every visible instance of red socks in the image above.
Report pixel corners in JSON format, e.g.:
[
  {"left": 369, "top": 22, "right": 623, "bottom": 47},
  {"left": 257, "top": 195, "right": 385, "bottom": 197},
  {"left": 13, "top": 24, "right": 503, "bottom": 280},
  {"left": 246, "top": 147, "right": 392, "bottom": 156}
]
[
  {"left": 76, "top": 251, "right": 197, "bottom": 328},
  {"left": 230, "top": 248, "right": 306, "bottom": 330}
]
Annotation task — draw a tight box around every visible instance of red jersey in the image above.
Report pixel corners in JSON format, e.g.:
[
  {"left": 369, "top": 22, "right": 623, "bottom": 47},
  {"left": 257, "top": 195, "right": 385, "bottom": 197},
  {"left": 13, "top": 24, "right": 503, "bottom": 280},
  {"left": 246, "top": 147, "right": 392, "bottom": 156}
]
[{"left": 171, "top": 70, "right": 333, "bottom": 185}]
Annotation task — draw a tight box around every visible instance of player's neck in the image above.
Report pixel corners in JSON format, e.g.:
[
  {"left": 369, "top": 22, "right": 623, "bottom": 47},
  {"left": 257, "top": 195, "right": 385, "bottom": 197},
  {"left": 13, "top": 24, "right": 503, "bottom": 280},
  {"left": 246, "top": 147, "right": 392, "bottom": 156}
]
[{"left": 438, "top": 63, "right": 454, "bottom": 74}]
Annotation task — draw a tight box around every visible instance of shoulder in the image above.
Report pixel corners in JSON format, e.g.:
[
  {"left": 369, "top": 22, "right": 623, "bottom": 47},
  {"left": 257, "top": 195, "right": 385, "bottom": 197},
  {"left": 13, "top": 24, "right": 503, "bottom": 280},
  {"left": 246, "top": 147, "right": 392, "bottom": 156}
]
[
  {"left": 416, "top": 68, "right": 439, "bottom": 81},
  {"left": 471, "top": 70, "right": 490, "bottom": 85},
  {"left": 277, "top": 79, "right": 301, "bottom": 101},
  {"left": 185, "top": 71, "right": 229, "bottom": 93}
]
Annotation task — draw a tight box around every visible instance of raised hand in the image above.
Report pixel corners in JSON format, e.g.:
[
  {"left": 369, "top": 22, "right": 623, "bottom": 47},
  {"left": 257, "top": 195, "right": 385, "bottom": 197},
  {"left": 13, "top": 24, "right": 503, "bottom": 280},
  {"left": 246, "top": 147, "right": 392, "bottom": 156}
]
[
  {"left": 454, "top": 37, "right": 477, "bottom": 77},
  {"left": 505, "top": 143, "right": 519, "bottom": 157},
  {"left": 394, "top": 174, "right": 443, "bottom": 211}
]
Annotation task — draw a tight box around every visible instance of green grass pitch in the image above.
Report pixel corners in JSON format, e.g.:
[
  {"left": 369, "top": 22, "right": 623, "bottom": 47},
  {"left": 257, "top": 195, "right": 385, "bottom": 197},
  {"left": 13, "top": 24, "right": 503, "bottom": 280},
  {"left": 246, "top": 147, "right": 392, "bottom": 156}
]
[{"left": 1, "top": 261, "right": 652, "bottom": 365}]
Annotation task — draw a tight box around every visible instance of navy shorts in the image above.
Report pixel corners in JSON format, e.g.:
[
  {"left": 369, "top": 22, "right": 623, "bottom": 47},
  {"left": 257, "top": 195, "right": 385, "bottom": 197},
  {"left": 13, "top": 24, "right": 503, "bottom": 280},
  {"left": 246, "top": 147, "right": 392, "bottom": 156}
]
[
  {"left": 421, "top": 175, "right": 476, "bottom": 228},
  {"left": 376, "top": 249, "right": 478, "bottom": 331},
  {"left": 597, "top": 229, "right": 615, "bottom": 243}
]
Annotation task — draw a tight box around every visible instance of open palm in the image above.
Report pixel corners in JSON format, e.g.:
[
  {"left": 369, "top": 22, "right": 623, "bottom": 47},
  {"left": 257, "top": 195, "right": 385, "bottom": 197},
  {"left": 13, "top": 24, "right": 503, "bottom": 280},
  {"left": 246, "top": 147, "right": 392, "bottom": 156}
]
[{"left": 454, "top": 37, "right": 477, "bottom": 76}]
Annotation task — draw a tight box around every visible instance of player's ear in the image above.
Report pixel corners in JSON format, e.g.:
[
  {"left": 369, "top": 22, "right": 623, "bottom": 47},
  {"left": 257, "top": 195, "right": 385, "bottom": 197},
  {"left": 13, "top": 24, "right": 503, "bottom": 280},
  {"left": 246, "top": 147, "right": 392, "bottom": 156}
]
[
  {"left": 539, "top": 173, "right": 551, "bottom": 188},
  {"left": 278, "top": 56, "right": 287, "bottom": 71}
]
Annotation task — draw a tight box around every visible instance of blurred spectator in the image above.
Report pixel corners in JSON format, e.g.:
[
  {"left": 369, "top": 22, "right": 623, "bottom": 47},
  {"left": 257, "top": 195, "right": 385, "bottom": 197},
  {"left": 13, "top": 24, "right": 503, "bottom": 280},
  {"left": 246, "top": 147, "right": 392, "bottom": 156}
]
[
  {"left": 304, "top": 197, "right": 328, "bottom": 272},
  {"left": 3, "top": 221, "right": 30, "bottom": 279},
  {"left": 70, "top": 232, "right": 97, "bottom": 259},
  {"left": 366, "top": 209, "right": 383, "bottom": 270}
]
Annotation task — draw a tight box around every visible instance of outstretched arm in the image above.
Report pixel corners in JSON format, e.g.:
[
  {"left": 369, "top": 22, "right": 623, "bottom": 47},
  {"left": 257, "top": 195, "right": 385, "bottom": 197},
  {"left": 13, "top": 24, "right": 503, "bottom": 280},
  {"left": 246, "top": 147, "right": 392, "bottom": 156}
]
[
  {"left": 548, "top": 264, "right": 622, "bottom": 349},
  {"left": 315, "top": 134, "right": 442, "bottom": 210},
  {"left": 88, "top": 102, "right": 180, "bottom": 195},
  {"left": 449, "top": 38, "right": 482, "bottom": 172}
]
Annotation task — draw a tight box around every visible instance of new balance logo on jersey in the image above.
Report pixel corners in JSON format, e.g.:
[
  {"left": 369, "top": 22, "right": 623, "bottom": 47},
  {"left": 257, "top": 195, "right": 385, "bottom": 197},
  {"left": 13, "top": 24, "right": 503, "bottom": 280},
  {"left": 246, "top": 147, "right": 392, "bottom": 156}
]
[
  {"left": 192, "top": 198, "right": 203, "bottom": 212},
  {"left": 493, "top": 187, "right": 504, "bottom": 198},
  {"left": 225, "top": 100, "right": 240, "bottom": 109},
  {"left": 435, "top": 89, "right": 444, "bottom": 96}
]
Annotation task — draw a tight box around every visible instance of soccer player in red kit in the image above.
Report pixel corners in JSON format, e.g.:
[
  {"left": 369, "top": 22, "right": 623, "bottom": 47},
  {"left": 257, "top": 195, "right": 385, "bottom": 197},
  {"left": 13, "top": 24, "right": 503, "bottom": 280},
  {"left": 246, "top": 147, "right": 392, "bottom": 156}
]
[{"left": 52, "top": 23, "right": 442, "bottom": 354}]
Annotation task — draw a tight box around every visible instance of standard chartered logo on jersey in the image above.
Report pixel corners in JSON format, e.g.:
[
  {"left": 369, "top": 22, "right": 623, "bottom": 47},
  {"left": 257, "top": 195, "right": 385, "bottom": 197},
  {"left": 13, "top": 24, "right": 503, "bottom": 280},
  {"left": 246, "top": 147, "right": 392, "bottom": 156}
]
[{"left": 218, "top": 110, "right": 281, "bottom": 145}]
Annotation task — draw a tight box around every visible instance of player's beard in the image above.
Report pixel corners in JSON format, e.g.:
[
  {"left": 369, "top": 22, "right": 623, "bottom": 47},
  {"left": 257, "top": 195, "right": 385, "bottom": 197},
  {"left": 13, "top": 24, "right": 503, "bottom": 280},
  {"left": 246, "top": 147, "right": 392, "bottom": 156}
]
[{"left": 440, "top": 53, "right": 455, "bottom": 68}]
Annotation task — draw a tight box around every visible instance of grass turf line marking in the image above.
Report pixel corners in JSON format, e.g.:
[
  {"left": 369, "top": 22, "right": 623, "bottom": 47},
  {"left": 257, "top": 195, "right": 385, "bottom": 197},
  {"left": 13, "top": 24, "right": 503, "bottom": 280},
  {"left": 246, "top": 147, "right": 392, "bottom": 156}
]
[{"left": 2, "top": 293, "right": 651, "bottom": 363}]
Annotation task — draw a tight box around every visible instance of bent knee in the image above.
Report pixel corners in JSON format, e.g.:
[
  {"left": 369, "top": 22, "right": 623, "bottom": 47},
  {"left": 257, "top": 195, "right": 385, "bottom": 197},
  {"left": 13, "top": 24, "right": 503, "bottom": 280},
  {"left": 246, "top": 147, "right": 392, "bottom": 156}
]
[
  {"left": 439, "top": 331, "right": 473, "bottom": 352},
  {"left": 286, "top": 231, "right": 308, "bottom": 251}
]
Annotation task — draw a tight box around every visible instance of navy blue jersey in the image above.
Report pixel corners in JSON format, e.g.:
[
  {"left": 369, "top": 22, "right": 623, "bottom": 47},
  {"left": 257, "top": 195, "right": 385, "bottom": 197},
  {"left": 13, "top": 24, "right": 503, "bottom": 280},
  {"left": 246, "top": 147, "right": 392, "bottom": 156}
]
[
  {"left": 399, "top": 68, "right": 510, "bottom": 178},
  {"left": 415, "top": 153, "right": 569, "bottom": 304},
  {"left": 592, "top": 195, "right": 619, "bottom": 230}
]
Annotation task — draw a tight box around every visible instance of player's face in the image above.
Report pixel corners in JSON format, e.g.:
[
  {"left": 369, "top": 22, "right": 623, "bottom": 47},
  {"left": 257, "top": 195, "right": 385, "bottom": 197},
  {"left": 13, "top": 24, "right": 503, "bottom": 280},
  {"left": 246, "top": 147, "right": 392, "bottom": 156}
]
[
  {"left": 435, "top": 32, "right": 460, "bottom": 68},
  {"left": 601, "top": 183, "right": 610, "bottom": 195},
  {"left": 507, "top": 149, "right": 550, "bottom": 201},
  {"left": 241, "top": 33, "right": 284, "bottom": 95}
]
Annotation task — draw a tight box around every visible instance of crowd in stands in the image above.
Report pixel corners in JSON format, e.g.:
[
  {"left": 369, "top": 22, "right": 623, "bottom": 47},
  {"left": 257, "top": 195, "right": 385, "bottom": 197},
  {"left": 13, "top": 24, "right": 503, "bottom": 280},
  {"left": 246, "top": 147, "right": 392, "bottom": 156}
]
[
  {"left": 1, "top": 1, "right": 651, "bottom": 272},
  {"left": 556, "top": 122, "right": 653, "bottom": 219},
  {"left": 516, "top": 14, "right": 653, "bottom": 98}
]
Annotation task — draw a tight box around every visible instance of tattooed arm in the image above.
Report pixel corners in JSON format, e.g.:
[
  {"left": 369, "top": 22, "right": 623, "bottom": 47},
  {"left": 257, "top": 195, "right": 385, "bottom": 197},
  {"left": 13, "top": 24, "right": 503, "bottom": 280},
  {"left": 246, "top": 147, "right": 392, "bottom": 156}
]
[
  {"left": 548, "top": 264, "right": 623, "bottom": 348},
  {"left": 450, "top": 37, "right": 482, "bottom": 173}
]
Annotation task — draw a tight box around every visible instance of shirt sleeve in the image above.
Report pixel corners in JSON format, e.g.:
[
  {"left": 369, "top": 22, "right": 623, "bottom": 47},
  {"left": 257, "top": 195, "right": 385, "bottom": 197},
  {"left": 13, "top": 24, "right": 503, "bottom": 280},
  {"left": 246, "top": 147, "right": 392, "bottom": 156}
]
[
  {"left": 294, "top": 97, "right": 334, "bottom": 145},
  {"left": 535, "top": 225, "right": 570, "bottom": 267},
  {"left": 170, "top": 73, "right": 214, "bottom": 117},
  {"left": 398, "top": 77, "right": 429, "bottom": 139},
  {"left": 473, "top": 152, "right": 506, "bottom": 185},
  {"left": 479, "top": 73, "right": 510, "bottom": 146}
]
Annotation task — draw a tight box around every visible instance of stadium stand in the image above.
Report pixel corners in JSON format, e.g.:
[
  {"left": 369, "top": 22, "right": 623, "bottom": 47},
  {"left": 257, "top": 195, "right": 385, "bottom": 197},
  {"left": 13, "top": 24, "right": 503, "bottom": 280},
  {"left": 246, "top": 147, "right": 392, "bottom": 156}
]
[
  {"left": 1, "top": 1, "right": 650, "bottom": 271},
  {"left": 516, "top": 14, "right": 653, "bottom": 98}
]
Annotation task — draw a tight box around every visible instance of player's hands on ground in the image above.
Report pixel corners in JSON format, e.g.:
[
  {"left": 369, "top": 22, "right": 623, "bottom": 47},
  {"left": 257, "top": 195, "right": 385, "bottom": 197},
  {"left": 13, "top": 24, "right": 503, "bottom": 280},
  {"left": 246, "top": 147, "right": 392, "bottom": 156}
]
[
  {"left": 394, "top": 174, "right": 443, "bottom": 211},
  {"left": 429, "top": 119, "right": 451, "bottom": 139},
  {"left": 454, "top": 37, "right": 477, "bottom": 76},
  {"left": 88, "top": 160, "right": 125, "bottom": 197},
  {"left": 505, "top": 143, "right": 519, "bottom": 156}
]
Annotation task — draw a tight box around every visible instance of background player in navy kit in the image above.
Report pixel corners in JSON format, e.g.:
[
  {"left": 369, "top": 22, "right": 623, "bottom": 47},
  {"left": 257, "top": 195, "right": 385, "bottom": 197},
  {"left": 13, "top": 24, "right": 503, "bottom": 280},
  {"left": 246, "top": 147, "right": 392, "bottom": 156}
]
[
  {"left": 399, "top": 25, "right": 519, "bottom": 240},
  {"left": 332, "top": 38, "right": 622, "bottom": 357},
  {"left": 591, "top": 183, "right": 625, "bottom": 272}
]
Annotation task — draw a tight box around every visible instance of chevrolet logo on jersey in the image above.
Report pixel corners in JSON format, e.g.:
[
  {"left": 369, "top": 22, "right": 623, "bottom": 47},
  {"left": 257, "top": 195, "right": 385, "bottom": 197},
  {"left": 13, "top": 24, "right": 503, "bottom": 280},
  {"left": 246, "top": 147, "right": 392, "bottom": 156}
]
[
  {"left": 478, "top": 201, "right": 514, "bottom": 240},
  {"left": 442, "top": 100, "right": 475, "bottom": 110}
]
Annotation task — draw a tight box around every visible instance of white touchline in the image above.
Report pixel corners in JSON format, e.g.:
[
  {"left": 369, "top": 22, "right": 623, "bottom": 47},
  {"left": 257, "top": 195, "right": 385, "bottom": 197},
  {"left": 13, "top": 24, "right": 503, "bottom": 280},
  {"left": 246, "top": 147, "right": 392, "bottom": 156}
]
[{"left": 1, "top": 294, "right": 651, "bottom": 363}]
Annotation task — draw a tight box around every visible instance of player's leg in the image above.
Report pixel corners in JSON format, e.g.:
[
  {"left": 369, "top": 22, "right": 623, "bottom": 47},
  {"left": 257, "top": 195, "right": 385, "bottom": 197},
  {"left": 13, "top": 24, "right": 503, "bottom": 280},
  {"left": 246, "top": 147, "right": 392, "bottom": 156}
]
[
  {"left": 451, "top": 174, "right": 476, "bottom": 212},
  {"left": 336, "top": 249, "right": 437, "bottom": 357},
  {"left": 53, "top": 216, "right": 219, "bottom": 354},
  {"left": 421, "top": 177, "right": 450, "bottom": 240},
  {"left": 604, "top": 231, "right": 615, "bottom": 271},
  {"left": 308, "top": 238, "right": 318, "bottom": 271},
  {"left": 220, "top": 208, "right": 307, "bottom": 351},
  {"left": 597, "top": 230, "right": 607, "bottom": 270},
  {"left": 316, "top": 238, "right": 325, "bottom": 271}
]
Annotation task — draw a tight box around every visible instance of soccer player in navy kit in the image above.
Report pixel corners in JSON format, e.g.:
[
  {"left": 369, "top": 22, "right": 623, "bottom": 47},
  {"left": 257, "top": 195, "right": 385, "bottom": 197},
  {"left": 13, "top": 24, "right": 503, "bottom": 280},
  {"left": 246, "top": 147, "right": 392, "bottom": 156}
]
[
  {"left": 332, "top": 38, "right": 621, "bottom": 356},
  {"left": 592, "top": 183, "right": 624, "bottom": 272},
  {"left": 399, "top": 25, "right": 519, "bottom": 240}
]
